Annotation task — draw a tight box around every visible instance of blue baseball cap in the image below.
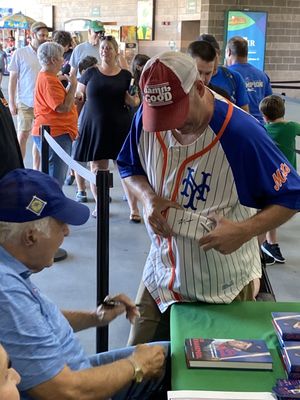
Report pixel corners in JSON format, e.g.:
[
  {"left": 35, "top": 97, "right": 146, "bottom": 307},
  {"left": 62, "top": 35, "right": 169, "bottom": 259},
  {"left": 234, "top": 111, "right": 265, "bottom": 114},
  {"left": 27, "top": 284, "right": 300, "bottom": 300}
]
[{"left": 0, "top": 169, "right": 90, "bottom": 225}]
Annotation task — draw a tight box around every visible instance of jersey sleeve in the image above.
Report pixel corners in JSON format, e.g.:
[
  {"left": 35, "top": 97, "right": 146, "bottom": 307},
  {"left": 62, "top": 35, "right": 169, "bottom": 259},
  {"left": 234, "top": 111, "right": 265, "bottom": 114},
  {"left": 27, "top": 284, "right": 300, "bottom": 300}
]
[
  {"left": 215, "top": 104, "right": 300, "bottom": 210},
  {"left": 232, "top": 70, "right": 249, "bottom": 108},
  {"left": 117, "top": 105, "right": 147, "bottom": 178},
  {"left": 0, "top": 275, "right": 65, "bottom": 391}
]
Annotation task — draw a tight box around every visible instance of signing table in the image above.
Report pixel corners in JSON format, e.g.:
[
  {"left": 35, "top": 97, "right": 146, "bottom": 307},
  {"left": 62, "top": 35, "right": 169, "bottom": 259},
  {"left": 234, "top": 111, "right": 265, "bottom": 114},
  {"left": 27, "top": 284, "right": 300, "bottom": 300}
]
[{"left": 171, "top": 302, "right": 300, "bottom": 391}]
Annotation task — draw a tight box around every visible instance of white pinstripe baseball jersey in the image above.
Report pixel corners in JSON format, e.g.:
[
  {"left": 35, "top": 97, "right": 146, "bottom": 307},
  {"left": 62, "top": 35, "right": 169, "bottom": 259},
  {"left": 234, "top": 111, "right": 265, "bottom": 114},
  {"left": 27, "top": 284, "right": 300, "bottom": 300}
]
[{"left": 118, "top": 93, "right": 300, "bottom": 312}]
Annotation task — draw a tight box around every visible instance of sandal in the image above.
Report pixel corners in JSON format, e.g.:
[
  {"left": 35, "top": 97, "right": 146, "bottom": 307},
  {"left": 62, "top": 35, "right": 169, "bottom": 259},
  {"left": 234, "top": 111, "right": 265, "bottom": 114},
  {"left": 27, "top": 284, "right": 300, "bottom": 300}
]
[{"left": 130, "top": 214, "right": 142, "bottom": 223}]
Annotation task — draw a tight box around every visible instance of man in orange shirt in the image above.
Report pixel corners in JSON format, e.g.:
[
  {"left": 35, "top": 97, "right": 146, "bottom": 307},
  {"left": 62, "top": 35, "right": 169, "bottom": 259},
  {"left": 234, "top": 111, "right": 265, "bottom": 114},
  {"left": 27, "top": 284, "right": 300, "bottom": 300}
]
[{"left": 32, "top": 41, "right": 77, "bottom": 187}]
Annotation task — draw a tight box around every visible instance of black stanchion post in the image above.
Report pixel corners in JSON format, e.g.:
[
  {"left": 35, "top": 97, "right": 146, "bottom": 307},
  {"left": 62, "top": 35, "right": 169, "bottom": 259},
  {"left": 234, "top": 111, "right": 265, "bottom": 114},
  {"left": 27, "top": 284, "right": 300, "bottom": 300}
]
[
  {"left": 40, "top": 125, "right": 50, "bottom": 175},
  {"left": 40, "top": 125, "right": 68, "bottom": 262},
  {"left": 96, "top": 170, "right": 113, "bottom": 353}
]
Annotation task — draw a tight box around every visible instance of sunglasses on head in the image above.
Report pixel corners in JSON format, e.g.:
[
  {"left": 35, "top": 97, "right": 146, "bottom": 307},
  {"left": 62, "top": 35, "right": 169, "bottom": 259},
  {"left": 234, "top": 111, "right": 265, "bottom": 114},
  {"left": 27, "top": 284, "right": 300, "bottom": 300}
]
[{"left": 100, "top": 35, "right": 114, "bottom": 41}]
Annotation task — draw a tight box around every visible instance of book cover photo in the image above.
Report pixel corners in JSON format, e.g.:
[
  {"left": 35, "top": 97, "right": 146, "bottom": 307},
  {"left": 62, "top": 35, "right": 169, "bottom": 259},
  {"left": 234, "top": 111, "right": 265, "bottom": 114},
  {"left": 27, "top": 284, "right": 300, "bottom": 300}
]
[
  {"left": 185, "top": 338, "right": 273, "bottom": 370},
  {"left": 272, "top": 312, "right": 300, "bottom": 341}
]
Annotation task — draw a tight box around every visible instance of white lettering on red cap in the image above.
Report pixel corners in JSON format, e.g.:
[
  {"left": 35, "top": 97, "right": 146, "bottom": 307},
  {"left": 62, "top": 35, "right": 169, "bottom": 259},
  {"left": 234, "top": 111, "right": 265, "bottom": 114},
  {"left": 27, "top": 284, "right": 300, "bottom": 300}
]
[{"left": 144, "top": 83, "right": 173, "bottom": 106}]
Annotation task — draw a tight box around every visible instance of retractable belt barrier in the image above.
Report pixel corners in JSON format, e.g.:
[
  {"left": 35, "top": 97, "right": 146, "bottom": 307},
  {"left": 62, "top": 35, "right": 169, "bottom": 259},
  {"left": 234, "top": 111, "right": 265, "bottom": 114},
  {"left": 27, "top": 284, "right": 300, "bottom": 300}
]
[{"left": 40, "top": 125, "right": 113, "bottom": 353}]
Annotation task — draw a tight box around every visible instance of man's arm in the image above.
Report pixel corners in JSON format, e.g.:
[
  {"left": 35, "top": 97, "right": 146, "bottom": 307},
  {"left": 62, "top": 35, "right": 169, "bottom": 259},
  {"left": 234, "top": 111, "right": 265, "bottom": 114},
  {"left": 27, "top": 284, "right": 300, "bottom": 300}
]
[
  {"left": 62, "top": 294, "right": 139, "bottom": 332},
  {"left": 199, "top": 204, "right": 297, "bottom": 254},
  {"left": 123, "top": 175, "right": 181, "bottom": 237},
  {"left": 8, "top": 70, "right": 18, "bottom": 115},
  {"left": 27, "top": 344, "right": 166, "bottom": 400},
  {"left": 69, "top": 66, "right": 77, "bottom": 77}
]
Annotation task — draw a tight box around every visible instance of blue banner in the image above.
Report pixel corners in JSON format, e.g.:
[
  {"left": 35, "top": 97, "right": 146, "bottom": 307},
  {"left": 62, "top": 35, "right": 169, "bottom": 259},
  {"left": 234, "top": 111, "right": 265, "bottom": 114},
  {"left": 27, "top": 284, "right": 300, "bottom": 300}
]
[{"left": 225, "top": 10, "right": 268, "bottom": 71}]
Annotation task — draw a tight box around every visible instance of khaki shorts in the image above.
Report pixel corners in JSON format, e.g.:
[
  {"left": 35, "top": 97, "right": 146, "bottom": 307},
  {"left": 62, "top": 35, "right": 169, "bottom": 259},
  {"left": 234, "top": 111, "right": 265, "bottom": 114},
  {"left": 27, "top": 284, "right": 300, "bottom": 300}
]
[
  {"left": 127, "top": 279, "right": 257, "bottom": 346},
  {"left": 17, "top": 102, "right": 34, "bottom": 132}
]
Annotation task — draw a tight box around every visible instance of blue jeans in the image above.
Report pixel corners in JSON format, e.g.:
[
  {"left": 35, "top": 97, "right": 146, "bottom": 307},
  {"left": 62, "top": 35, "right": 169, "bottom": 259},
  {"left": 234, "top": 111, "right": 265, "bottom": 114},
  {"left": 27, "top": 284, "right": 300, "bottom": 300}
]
[
  {"left": 33, "top": 134, "right": 72, "bottom": 188},
  {"left": 89, "top": 342, "right": 170, "bottom": 400}
]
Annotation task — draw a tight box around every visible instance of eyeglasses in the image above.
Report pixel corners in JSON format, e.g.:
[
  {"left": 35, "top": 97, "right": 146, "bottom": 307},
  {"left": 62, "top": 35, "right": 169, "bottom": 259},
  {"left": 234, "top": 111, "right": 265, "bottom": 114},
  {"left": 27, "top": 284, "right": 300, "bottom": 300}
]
[{"left": 100, "top": 35, "right": 114, "bottom": 41}]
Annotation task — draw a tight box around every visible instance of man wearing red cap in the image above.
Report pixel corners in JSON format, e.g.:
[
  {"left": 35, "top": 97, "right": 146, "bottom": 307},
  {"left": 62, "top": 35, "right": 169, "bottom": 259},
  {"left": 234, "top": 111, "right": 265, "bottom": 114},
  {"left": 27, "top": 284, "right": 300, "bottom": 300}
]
[{"left": 117, "top": 51, "right": 300, "bottom": 345}]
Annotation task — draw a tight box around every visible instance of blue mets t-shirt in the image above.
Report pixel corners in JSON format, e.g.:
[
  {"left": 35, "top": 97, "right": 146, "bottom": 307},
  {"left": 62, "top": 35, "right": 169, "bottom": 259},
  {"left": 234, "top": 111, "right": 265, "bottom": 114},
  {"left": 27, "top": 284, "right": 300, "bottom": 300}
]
[{"left": 228, "top": 62, "right": 272, "bottom": 124}]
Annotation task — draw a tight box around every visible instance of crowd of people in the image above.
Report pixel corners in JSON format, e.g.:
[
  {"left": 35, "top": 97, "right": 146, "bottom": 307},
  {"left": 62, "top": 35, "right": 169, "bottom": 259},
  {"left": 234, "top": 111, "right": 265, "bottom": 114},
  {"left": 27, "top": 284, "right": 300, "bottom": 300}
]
[{"left": 0, "top": 17, "right": 299, "bottom": 400}]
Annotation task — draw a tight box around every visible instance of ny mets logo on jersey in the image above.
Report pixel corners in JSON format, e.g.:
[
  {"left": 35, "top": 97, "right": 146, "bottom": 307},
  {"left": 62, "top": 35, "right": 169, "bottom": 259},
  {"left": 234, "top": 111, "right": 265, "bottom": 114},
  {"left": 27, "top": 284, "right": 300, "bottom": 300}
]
[
  {"left": 181, "top": 167, "right": 211, "bottom": 210},
  {"left": 273, "top": 163, "right": 290, "bottom": 191}
]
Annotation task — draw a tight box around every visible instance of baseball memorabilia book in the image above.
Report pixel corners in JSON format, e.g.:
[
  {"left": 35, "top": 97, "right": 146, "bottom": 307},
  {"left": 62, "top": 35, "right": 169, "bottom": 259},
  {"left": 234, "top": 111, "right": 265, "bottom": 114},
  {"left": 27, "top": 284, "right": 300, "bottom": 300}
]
[
  {"left": 272, "top": 312, "right": 300, "bottom": 341},
  {"left": 185, "top": 338, "right": 272, "bottom": 370},
  {"left": 281, "top": 342, "right": 300, "bottom": 375}
]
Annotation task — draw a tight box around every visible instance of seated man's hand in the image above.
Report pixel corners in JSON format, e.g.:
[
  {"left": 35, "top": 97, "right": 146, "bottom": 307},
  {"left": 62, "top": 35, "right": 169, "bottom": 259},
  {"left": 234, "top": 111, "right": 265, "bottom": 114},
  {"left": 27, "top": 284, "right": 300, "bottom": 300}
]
[
  {"left": 129, "top": 344, "right": 166, "bottom": 379},
  {"left": 96, "top": 293, "right": 140, "bottom": 326},
  {"left": 144, "top": 194, "right": 181, "bottom": 238}
]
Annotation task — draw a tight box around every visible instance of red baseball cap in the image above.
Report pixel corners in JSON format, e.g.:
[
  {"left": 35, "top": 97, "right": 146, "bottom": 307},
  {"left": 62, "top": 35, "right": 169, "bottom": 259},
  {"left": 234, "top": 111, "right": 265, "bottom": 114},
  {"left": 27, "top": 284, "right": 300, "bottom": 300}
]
[{"left": 140, "top": 51, "right": 199, "bottom": 132}]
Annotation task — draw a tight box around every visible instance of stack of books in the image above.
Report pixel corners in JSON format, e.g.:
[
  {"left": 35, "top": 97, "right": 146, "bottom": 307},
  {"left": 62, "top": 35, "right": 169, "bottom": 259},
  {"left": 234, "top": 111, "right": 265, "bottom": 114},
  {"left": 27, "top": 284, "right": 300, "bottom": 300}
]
[
  {"left": 272, "top": 378, "right": 300, "bottom": 400},
  {"left": 184, "top": 338, "right": 273, "bottom": 370},
  {"left": 272, "top": 312, "right": 300, "bottom": 379}
]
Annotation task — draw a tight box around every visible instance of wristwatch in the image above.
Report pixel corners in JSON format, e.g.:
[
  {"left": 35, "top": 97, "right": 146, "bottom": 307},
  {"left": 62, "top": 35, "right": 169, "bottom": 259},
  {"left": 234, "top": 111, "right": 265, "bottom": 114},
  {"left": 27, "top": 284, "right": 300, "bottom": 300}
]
[{"left": 128, "top": 356, "right": 144, "bottom": 383}]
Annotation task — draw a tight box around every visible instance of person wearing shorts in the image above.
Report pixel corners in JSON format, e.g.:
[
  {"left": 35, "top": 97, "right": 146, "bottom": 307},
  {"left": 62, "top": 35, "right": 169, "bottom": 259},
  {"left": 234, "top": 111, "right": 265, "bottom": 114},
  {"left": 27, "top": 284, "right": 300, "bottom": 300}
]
[{"left": 8, "top": 21, "right": 50, "bottom": 168}]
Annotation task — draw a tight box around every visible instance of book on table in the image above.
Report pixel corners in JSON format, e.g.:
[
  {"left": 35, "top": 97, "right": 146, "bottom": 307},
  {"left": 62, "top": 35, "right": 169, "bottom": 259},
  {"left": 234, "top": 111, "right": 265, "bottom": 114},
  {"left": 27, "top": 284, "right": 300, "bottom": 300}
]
[
  {"left": 280, "top": 341, "right": 300, "bottom": 378},
  {"left": 167, "top": 390, "right": 276, "bottom": 400},
  {"left": 184, "top": 338, "right": 272, "bottom": 370},
  {"left": 271, "top": 312, "right": 300, "bottom": 341}
]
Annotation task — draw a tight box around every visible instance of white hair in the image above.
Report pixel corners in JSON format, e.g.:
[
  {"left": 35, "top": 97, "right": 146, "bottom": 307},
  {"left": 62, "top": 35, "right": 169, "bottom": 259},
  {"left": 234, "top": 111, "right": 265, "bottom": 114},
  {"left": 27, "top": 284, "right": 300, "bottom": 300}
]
[
  {"left": 37, "top": 41, "right": 64, "bottom": 67},
  {"left": 0, "top": 217, "right": 52, "bottom": 245}
]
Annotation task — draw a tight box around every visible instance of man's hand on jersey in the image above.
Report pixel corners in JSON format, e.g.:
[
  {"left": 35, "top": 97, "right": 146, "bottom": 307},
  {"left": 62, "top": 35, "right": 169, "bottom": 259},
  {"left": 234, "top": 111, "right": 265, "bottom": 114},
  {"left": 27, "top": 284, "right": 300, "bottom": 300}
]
[
  {"left": 199, "top": 214, "right": 251, "bottom": 254},
  {"left": 144, "top": 194, "right": 181, "bottom": 237}
]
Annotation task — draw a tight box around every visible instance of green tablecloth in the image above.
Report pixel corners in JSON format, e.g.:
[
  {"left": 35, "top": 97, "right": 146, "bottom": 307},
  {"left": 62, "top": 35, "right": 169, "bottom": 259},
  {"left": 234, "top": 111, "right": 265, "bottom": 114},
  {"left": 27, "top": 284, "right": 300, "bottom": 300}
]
[{"left": 171, "top": 301, "right": 300, "bottom": 391}]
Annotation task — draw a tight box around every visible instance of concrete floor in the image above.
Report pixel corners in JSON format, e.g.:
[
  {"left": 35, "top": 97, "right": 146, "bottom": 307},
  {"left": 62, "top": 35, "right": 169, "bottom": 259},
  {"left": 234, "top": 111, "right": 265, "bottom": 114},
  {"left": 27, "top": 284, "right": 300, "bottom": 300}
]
[{"left": 2, "top": 76, "right": 300, "bottom": 356}]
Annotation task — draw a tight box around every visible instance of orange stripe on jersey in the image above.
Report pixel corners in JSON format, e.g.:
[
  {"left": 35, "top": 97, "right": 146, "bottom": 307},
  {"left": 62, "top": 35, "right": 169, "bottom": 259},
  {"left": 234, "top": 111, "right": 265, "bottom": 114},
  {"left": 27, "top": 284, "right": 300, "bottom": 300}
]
[
  {"left": 156, "top": 131, "right": 168, "bottom": 196},
  {"left": 171, "top": 101, "right": 233, "bottom": 202}
]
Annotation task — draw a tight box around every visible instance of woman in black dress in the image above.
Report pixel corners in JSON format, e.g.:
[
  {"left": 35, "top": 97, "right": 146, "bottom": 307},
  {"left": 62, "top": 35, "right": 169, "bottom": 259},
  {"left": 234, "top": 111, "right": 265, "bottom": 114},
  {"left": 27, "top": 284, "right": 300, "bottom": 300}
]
[{"left": 74, "top": 36, "right": 140, "bottom": 217}]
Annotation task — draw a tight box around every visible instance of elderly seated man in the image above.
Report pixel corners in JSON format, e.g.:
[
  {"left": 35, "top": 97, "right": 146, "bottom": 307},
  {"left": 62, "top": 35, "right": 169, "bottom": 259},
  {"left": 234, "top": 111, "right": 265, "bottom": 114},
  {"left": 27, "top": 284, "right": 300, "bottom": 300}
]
[{"left": 0, "top": 168, "right": 168, "bottom": 400}]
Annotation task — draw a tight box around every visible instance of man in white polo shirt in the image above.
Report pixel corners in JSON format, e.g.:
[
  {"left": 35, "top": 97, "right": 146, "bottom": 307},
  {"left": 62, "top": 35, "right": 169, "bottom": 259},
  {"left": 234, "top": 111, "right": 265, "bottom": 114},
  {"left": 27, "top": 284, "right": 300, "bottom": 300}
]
[{"left": 8, "top": 21, "right": 50, "bottom": 168}]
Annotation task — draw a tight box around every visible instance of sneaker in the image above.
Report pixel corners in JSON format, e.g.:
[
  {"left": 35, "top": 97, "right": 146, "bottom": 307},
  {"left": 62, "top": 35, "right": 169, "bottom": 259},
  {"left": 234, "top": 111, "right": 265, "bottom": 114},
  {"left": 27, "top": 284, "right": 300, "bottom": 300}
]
[
  {"left": 65, "top": 174, "right": 75, "bottom": 186},
  {"left": 261, "top": 252, "right": 275, "bottom": 266},
  {"left": 76, "top": 191, "right": 88, "bottom": 203},
  {"left": 91, "top": 208, "right": 97, "bottom": 218},
  {"left": 261, "top": 241, "right": 285, "bottom": 263}
]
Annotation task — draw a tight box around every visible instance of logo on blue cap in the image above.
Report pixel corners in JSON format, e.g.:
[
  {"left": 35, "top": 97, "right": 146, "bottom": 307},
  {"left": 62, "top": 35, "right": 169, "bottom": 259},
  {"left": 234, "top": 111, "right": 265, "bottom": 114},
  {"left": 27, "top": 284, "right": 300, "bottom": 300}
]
[{"left": 26, "top": 196, "right": 47, "bottom": 216}]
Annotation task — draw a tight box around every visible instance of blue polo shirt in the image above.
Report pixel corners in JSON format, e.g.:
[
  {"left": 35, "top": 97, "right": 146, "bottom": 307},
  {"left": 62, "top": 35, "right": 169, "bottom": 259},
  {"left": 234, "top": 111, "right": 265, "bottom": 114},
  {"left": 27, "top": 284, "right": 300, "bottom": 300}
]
[
  {"left": 210, "top": 66, "right": 249, "bottom": 108},
  {"left": 0, "top": 247, "right": 91, "bottom": 400},
  {"left": 228, "top": 62, "right": 273, "bottom": 124}
]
